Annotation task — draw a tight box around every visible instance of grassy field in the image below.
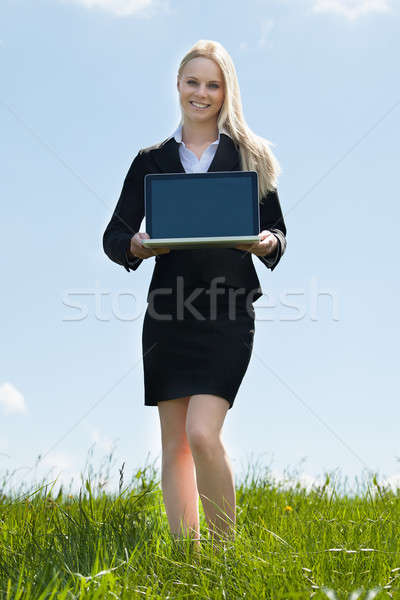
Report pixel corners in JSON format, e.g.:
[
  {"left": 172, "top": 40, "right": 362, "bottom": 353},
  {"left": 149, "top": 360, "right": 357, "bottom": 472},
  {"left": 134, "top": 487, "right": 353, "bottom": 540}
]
[{"left": 1, "top": 458, "right": 399, "bottom": 599}]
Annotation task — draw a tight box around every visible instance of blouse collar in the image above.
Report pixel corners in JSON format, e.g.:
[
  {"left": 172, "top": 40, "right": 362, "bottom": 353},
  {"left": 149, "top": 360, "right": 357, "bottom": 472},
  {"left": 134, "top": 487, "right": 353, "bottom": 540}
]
[{"left": 172, "top": 122, "right": 232, "bottom": 146}]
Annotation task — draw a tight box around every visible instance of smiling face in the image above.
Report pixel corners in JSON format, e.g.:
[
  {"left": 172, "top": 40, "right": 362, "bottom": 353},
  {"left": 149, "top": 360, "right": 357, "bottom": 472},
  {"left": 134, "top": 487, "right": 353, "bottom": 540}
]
[{"left": 177, "top": 56, "right": 225, "bottom": 125}]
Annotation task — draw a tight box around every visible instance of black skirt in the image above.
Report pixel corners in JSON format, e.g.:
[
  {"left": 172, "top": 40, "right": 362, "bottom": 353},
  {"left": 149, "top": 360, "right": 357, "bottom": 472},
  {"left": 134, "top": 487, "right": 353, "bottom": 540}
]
[{"left": 141, "top": 286, "right": 255, "bottom": 410}]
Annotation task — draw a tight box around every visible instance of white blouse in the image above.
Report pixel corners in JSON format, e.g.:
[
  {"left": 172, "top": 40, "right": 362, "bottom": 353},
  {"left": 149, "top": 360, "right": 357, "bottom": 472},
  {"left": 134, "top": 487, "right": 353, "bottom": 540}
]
[{"left": 171, "top": 122, "right": 232, "bottom": 173}]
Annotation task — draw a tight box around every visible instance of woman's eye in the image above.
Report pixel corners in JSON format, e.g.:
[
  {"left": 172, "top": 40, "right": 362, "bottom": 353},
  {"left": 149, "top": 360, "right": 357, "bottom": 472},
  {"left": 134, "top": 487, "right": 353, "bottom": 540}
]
[{"left": 187, "top": 80, "right": 219, "bottom": 89}]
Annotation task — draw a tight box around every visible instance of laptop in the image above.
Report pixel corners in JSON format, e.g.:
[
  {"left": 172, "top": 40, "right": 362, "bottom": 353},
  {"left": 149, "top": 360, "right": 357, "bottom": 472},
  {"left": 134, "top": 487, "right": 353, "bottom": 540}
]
[{"left": 141, "top": 171, "right": 260, "bottom": 249}]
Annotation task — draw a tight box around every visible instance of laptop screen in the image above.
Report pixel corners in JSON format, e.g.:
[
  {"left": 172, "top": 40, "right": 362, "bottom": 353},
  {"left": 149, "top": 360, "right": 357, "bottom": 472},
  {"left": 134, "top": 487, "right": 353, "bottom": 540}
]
[{"left": 144, "top": 171, "right": 259, "bottom": 239}]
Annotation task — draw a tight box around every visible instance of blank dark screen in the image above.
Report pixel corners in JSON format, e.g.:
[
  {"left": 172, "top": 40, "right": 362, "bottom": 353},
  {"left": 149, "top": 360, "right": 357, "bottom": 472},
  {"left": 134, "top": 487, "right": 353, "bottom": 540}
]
[{"left": 146, "top": 172, "right": 258, "bottom": 238}]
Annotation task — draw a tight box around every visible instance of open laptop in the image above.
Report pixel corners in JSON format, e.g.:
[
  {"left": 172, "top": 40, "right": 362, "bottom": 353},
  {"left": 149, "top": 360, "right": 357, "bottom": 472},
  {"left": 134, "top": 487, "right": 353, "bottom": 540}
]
[{"left": 141, "top": 171, "right": 260, "bottom": 249}]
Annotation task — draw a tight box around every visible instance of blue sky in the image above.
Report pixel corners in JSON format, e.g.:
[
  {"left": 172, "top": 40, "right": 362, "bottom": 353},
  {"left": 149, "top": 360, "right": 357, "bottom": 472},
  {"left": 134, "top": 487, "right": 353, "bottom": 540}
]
[{"left": 1, "top": 0, "right": 399, "bottom": 498}]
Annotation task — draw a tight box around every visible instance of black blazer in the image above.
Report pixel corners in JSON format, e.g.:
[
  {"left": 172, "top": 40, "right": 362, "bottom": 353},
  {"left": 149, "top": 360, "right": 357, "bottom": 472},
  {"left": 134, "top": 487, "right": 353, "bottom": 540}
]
[{"left": 102, "top": 133, "right": 287, "bottom": 304}]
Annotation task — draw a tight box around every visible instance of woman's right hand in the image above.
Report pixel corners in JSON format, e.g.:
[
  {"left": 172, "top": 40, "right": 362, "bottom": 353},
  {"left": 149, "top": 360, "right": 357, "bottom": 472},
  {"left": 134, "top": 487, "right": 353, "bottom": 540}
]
[{"left": 128, "top": 232, "right": 171, "bottom": 259}]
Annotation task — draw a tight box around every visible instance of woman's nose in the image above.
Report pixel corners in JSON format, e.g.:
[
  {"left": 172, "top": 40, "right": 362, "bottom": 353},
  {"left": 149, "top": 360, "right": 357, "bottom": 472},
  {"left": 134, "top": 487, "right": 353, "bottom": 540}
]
[{"left": 196, "top": 84, "right": 208, "bottom": 96}]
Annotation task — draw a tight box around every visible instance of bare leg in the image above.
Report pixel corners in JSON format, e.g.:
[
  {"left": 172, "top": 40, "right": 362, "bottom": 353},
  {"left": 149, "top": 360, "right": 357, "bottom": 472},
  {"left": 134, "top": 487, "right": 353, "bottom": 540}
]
[
  {"left": 158, "top": 397, "right": 200, "bottom": 549},
  {"left": 186, "top": 394, "right": 236, "bottom": 544}
]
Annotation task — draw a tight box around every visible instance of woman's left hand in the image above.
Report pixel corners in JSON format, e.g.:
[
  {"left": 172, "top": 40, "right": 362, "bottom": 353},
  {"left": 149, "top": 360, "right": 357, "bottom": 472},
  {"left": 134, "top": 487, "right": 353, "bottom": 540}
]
[{"left": 235, "top": 230, "right": 278, "bottom": 257}]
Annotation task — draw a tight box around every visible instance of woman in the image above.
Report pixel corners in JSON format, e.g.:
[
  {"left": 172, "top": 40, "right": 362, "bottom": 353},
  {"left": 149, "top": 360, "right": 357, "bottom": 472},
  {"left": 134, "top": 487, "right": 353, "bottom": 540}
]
[{"left": 103, "top": 40, "right": 287, "bottom": 550}]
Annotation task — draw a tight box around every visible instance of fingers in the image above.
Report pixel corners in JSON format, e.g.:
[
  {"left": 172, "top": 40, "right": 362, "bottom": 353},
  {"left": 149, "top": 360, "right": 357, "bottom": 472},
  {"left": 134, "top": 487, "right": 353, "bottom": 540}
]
[
  {"left": 236, "top": 243, "right": 254, "bottom": 251},
  {"left": 236, "top": 233, "right": 276, "bottom": 255},
  {"left": 135, "top": 233, "right": 170, "bottom": 257},
  {"left": 130, "top": 232, "right": 154, "bottom": 259},
  {"left": 256, "top": 233, "right": 278, "bottom": 257},
  {"left": 259, "top": 230, "right": 271, "bottom": 241}
]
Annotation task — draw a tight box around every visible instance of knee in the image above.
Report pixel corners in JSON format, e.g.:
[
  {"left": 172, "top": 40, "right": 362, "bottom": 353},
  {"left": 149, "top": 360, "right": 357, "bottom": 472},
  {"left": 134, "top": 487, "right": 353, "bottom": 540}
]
[
  {"left": 161, "top": 435, "right": 192, "bottom": 460},
  {"left": 186, "top": 427, "right": 220, "bottom": 456}
]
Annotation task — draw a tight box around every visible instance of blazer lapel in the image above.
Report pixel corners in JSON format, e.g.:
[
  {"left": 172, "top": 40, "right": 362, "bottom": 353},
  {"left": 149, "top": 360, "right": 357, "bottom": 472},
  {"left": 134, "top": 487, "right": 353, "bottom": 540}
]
[{"left": 152, "top": 133, "right": 241, "bottom": 173}]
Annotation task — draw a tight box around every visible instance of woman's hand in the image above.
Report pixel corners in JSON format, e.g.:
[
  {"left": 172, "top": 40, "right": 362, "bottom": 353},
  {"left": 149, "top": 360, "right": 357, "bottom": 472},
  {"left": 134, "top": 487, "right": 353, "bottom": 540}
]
[
  {"left": 235, "top": 230, "right": 278, "bottom": 257},
  {"left": 129, "top": 232, "right": 170, "bottom": 259}
]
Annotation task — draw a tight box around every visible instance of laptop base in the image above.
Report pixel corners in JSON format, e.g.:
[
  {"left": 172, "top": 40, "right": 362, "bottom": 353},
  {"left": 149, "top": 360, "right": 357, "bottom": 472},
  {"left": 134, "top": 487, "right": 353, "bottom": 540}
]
[{"left": 141, "top": 235, "right": 259, "bottom": 249}]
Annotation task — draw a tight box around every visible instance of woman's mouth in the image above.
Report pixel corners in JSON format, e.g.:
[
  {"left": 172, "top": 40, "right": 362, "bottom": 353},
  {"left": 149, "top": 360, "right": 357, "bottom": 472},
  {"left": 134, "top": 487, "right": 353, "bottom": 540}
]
[{"left": 190, "top": 101, "right": 210, "bottom": 110}]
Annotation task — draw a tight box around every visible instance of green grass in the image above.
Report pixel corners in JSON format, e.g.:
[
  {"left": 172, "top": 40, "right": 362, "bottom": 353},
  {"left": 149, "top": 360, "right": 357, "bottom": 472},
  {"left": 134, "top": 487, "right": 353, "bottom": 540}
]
[{"left": 1, "top": 455, "right": 400, "bottom": 599}]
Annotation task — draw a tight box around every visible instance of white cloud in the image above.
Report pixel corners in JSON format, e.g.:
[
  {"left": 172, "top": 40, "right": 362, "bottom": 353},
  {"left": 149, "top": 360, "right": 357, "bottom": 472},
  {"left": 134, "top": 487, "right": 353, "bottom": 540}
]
[
  {"left": 0, "top": 382, "right": 28, "bottom": 415},
  {"left": 258, "top": 19, "right": 275, "bottom": 49},
  {"left": 60, "top": 0, "right": 169, "bottom": 17},
  {"left": 42, "top": 451, "right": 73, "bottom": 472},
  {"left": 312, "top": 0, "right": 391, "bottom": 20},
  {"left": 239, "top": 19, "right": 275, "bottom": 53},
  {"left": 38, "top": 452, "right": 83, "bottom": 493},
  {"left": 269, "top": 469, "right": 336, "bottom": 496},
  {"left": 89, "top": 427, "right": 114, "bottom": 453},
  {"left": 0, "top": 436, "right": 9, "bottom": 452},
  {"left": 380, "top": 473, "right": 400, "bottom": 492}
]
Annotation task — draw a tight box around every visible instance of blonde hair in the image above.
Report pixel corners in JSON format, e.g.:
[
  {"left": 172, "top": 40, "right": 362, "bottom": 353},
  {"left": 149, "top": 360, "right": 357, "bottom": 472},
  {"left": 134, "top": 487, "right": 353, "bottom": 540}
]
[{"left": 177, "top": 40, "right": 282, "bottom": 204}]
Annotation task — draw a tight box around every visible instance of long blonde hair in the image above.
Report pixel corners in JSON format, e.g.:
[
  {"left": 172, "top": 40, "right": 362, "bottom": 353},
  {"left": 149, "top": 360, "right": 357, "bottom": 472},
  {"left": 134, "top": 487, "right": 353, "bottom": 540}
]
[{"left": 177, "top": 40, "right": 282, "bottom": 204}]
